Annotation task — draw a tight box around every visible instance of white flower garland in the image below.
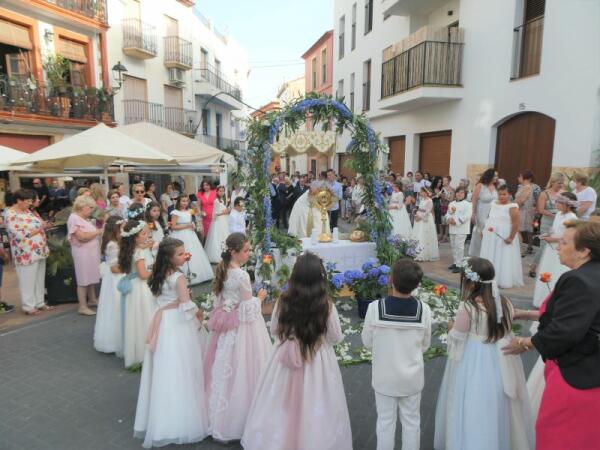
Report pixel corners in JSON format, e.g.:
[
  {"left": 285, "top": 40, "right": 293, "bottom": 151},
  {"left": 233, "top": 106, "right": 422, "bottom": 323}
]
[{"left": 121, "top": 220, "right": 147, "bottom": 238}]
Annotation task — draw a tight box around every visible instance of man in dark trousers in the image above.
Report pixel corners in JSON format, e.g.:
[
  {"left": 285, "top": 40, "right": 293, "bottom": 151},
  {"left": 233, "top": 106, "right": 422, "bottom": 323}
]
[{"left": 269, "top": 174, "right": 281, "bottom": 227}]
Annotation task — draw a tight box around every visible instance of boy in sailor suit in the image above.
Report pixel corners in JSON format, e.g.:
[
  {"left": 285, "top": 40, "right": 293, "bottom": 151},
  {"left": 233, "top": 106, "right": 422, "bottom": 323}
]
[
  {"left": 361, "top": 259, "right": 431, "bottom": 450},
  {"left": 445, "top": 187, "right": 473, "bottom": 273}
]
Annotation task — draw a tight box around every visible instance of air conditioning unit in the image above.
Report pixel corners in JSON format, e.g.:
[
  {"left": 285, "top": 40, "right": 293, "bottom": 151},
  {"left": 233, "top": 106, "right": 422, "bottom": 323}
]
[{"left": 168, "top": 68, "right": 185, "bottom": 86}]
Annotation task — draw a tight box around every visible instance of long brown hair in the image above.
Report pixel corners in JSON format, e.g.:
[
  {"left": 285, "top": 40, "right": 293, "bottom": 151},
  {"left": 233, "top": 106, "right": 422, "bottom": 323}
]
[
  {"left": 118, "top": 220, "right": 144, "bottom": 274},
  {"left": 101, "top": 215, "right": 122, "bottom": 256},
  {"left": 213, "top": 232, "right": 248, "bottom": 295},
  {"left": 148, "top": 237, "right": 183, "bottom": 296},
  {"left": 460, "top": 257, "right": 511, "bottom": 343},
  {"left": 277, "top": 252, "right": 330, "bottom": 361}
]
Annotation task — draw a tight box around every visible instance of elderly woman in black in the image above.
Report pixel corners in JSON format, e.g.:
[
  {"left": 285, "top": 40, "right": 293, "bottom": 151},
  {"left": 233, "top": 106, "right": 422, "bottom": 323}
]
[{"left": 504, "top": 220, "right": 600, "bottom": 450}]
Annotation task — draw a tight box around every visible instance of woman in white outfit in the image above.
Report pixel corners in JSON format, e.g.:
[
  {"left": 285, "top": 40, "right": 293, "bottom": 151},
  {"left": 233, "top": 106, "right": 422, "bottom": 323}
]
[
  {"left": 469, "top": 169, "right": 498, "bottom": 257},
  {"left": 169, "top": 195, "right": 213, "bottom": 285},
  {"left": 480, "top": 185, "right": 523, "bottom": 289},
  {"left": 205, "top": 186, "right": 230, "bottom": 263},
  {"left": 389, "top": 181, "right": 412, "bottom": 237}
]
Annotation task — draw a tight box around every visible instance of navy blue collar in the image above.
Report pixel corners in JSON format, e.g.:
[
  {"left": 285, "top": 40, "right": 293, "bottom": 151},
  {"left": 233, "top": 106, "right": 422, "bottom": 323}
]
[{"left": 378, "top": 296, "right": 422, "bottom": 323}]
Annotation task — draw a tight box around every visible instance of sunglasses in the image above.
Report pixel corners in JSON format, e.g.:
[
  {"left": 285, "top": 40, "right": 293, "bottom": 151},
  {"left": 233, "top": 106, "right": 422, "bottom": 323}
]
[{"left": 134, "top": 190, "right": 145, "bottom": 194}]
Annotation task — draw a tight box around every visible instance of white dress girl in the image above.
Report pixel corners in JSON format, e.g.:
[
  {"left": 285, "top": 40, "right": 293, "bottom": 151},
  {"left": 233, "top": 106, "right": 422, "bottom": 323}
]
[
  {"left": 480, "top": 203, "right": 523, "bottom": 288},
  {"left": 205, "top": 199, "right": 230, "bottom": 263},
  {"left": 532, "top": 211, "right": 577, "bottom": 307},
  {"left": 134, "top": 272, "right": 209, "bottom": 448},
  {"left": 169, "top": 209, "right": 213, "bottom": 284},
  {"left": 123, "top": 247, "right": 157, "bottom": 368},
  {"left": 435, "top": 302, "right": 534, "bottom": 450},
  {"left": 389, "top": 191, "right": 412, "bottom": 237},
  {"left": 94, "top": 241, "right": 124, "bottom": 354},
  {"left": 204, "top": 268, "right": 273, "bottom": 441},
  {"left": 412, "top": 198, "right": 439, "bottom": 261}
]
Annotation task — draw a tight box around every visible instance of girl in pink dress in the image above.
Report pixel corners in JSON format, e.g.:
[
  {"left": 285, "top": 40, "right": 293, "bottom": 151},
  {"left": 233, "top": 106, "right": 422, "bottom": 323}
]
[
  {"left": 204, "top": 232, "right": 272, "bottom": 442},
  {"left": 241, "top": 252, "right": 352, "bottom": 450},
  {"left": 197, "top": 180, "right": 217, "bottom": 238}
]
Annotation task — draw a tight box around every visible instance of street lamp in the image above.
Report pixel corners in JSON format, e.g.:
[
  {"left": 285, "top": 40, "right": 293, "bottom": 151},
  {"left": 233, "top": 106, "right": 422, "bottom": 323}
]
[{"left": 111, "top": 61, "right": 128, "bottom": 92}]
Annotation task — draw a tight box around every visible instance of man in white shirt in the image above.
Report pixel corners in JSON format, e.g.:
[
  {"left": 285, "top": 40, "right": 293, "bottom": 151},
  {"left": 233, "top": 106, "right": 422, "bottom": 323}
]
[
  {"left": 115, "top": 182, "right": 131, "bottom": 209},
  {"left": 228, "top": 197, "right": 247, "bottom": 235},
  {"left": 362, "top": 259, "right": 431, "bottom": 450},
  {"left": 326, "top": 169, "right": 343, "bottom": 230},
  {"left": 412, "top": 171, "right": 431, "bottom": 201},
  {"left": 445, "top": 187, "right": 473, "bottom": 272}
]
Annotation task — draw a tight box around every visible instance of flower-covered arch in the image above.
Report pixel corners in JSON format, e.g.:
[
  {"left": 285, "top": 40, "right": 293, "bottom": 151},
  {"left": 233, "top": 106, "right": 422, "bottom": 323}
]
[{"left": 240, "top": 94, "right": 394, "bottom": 282}]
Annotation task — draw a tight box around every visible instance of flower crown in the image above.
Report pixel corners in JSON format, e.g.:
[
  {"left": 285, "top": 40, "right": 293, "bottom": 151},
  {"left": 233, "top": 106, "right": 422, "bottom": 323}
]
[
  {"left": 457, "top": 258, "right": 480, "bottom": 282},
  {"left": 457, "top": 258, "right": 504, "bottom": 323},
  {"left": 121, "top": 221, "right": 146, "bottom": 238},
  {"left": 556, "top": 195, "right": 579, "bottom": 209},
  {"left": 127, "top": 206, "right": 144, "bottom": 219}
]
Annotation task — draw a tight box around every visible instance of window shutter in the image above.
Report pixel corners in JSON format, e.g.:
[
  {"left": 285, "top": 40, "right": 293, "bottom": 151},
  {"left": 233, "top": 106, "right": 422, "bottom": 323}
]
[{"left": 525, "top": 0, "right": 545, "bottom": 21}]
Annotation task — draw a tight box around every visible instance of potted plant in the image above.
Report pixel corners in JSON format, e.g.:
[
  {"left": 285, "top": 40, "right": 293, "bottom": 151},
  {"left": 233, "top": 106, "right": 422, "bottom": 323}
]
[
  {"left": 45, "top": 236, "right": 77, "bottom": 305},
  {"left": 43, "top": 54, "right": 71, "bottom": 117},
  {"left": 343, "top": 258, "right": 390, "bottom": 319},
  {"left": 96, "top": 86, "right": 113, "bottom": 122}
]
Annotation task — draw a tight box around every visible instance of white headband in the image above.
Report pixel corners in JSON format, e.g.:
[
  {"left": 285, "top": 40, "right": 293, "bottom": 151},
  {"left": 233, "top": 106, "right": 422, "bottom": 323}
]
[{"left": 121, "top": 221, "right": 146, "bottom": 237}]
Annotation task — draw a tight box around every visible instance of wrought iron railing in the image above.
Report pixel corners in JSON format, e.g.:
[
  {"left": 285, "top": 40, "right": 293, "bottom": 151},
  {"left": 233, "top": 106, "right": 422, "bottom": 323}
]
[
  {"left": 164, "top": 36, "right": 193, "bottom": 68},
  {"left": 381, "top": 41, "right": 464, "bottom": 98},
  {"left": 45, "top": 0, "right": 107, "bottom": 23},
  {"left": 122, "top": 18, "right": 157, "bottom": 57},
  {"left": 195, "top": 64, "right": 242, "bottom": 101},
  {"left": 511, "top": 16, "right": 544, "bottom": 80},
  {"left": 0, "top": 75, "right": 113, "bottom": 121},
  {"left": 123, "top": 99, "right": 199, "bottom": 135},
  {"left": 196, "top": 133, "right": 244, "bottom": 150}
]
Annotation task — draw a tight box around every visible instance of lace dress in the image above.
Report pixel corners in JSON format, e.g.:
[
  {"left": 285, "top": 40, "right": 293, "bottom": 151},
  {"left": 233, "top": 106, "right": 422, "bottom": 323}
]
[
  {"left": 94, "top": 241, "right": 124, "bottom": 353},
  {"left": 203, "top": 268, "right": 273, "bottom": 441},
  {"left": 134, "top": 272, "right": 209, "bottom": 448},
  {"left": 241, "top": 306, "right": 352, "bottom": 450},
  {"left": 411, "top": 198, "right": 439, "bottom": 261},
  {"left": 434, "top": 302, "right": 534, "bottom": 450},
  {"left": 169, "top": 209, "right": 213, "bottom": 284},
  {"left": 480, "top": 202, "right": 523, "bottom": 289},
  {"left": 389, "top": 191, "right": 412, "bottom": 237},
  {"left": 205, "top": 199, "right": 230, "bottom": 263},
  {"left": 469, "top": 186, "right": 498, "bottom": 256}
]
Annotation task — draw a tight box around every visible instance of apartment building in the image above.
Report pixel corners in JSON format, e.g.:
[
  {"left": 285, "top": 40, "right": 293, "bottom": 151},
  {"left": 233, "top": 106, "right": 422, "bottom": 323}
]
[
  {"left": 333, "top": 0, "right": 600, "bottom": 189},
  {"left": 107, "top": 0, "right": 250, "bottom": 151},
  {"left": 0, "top": 0, "right": 113, "bottom": 152}
]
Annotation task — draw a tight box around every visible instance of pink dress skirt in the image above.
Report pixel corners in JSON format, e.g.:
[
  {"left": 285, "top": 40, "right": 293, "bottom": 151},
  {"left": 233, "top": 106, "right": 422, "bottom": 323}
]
[{"left": 67, "top": 213, "right": 100, "bottom": 286}]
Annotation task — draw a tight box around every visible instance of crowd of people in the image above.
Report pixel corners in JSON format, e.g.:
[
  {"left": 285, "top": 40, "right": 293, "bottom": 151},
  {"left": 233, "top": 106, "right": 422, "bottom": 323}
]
[{"left": 0, "top": 168, "right": 599, "bottom": 450}]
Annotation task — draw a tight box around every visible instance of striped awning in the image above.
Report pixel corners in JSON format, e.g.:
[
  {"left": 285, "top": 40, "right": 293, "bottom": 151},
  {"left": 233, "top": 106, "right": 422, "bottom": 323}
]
[
  {"left": 58, "top": 38, "right": 88, "bottom": 64},
  {"left": 0, "top": 19, "right": 33, "bottom": 50}
]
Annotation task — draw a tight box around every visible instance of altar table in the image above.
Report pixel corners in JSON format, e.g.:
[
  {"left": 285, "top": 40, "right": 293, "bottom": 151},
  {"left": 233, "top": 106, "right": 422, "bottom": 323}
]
[{"left": 300, "top": 238, "right": 377, "bottom": 272}]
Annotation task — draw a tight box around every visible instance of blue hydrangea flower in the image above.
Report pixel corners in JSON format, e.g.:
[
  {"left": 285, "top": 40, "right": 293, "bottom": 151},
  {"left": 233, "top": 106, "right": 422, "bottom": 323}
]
[
  {"left": 368, "top": 267, "right": 381, "bottom": 278},
  {"left": 325, "top": 262, "right": 337, "bottom": 272},
  {"left": 362, "top": 262, "right": 373, "bottom": 272},
  {"left": 331, "top": 274, "right": 345, "bottom": 289},
  {"left": 379, "top": 265, "right": 391, "bottom": 274},
  {"left": 378, "top": 275, "right": 389, "bottom": 287}
]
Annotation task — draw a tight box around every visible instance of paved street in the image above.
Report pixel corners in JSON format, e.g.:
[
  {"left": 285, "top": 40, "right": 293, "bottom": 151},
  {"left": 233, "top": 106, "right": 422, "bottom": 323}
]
[{"left": 0, "top": 284, "right": 538, "bottom": 450}]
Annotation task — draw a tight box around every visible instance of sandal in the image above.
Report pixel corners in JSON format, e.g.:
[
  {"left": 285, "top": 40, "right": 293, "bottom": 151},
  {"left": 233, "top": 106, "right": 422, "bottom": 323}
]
[
  {"left": 38, "top": 304, "right": 55, "bottom": 311},
  {"left": 25, "top": 309, "right": 40, "bottom": 316}
]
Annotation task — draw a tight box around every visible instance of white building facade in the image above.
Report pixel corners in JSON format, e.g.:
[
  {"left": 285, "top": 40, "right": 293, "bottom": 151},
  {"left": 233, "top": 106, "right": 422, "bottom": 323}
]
[
  {"left": 107, "top": 0, "right": 250, "bottom": 151},
  {"left": 333, "top": 0, "right": 600, "bottom": 189}
]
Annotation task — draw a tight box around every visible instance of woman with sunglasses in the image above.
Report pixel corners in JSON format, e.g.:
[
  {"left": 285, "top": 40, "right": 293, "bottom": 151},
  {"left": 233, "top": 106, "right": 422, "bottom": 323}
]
[{"left": 132, "top": 183, "right": 151, "bottom": 208}]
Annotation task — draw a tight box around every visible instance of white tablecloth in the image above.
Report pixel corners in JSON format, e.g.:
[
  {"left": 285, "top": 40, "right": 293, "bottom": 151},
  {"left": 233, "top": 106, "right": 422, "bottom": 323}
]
[{"left": 300, "top": 238, "right": 377, "bottom": 273}]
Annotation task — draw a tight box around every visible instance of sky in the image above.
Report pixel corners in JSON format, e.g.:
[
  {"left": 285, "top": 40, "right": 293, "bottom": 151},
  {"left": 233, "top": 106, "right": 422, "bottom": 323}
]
[{"left": 196, "top": 0, "right": 333, "bottom": 110}]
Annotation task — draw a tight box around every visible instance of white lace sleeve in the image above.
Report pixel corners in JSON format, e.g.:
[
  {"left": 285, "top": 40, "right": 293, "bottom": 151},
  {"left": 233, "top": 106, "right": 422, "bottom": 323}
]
[
  {"left": 447, "top": 303, "right": 470, "bottom": 361},
  {"left": 175, "top": 274, "right": 198, "bottom": 321},
  {"left": 235, "top": 269, "right": 262, "bottom": 323}
]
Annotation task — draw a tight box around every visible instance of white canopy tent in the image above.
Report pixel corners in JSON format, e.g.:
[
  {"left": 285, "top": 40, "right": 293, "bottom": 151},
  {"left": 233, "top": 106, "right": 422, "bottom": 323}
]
[
  {"left": 11, "top": 123, "right": 176, "bottom": 170},
  {"left": 117, "top": 122, "right": 237, "bottom": 169},
  {"left": 0, "top": 145, "right": 28, "bottom": 171}
]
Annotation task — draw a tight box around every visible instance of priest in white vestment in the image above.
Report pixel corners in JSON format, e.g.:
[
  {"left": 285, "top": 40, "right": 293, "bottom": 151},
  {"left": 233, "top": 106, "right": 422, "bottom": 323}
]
[{"left": 288, "top": 182, "right": 330, "bottom": 238}]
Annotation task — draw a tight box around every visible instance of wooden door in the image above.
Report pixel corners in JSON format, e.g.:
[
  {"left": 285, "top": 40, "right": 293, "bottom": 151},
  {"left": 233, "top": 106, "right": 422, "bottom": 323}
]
[
  {"left": 388, "top": 136, "right": 405, "bottom": 176},
  {"left": 419, "top": 131, "right": 451, "bottom": 177},
  {"left": 496, "top": 112, "right": 555, "bottom": 193},
  {"left": 338, "top": 154, "right": 356, "bottom": 179}
]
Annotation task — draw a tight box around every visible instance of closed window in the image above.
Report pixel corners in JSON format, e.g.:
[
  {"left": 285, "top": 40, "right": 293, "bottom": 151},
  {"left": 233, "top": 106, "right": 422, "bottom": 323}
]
[
  {"left": 364, "top": 0, "right": 373, "bottom": 34},
  {"left": 338, "top": 16, "right": 345, "bottom": 59},
  {"left": 351, "top": 3, "right": 357, "bottom": 50},
  {"left": 321, "top": 48, "right": 327, "bottom": 84}
]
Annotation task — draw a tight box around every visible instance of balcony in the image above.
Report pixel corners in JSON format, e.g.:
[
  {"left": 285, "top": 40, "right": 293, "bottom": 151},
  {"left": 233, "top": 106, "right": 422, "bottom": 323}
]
[
  {"left": 123, "top": 99, "right": 199, "bottom": 136},
  {"left": 380, "top": 38, "right": 464, "bottom": 112},
  {"left": 382, "top": 0, "right": 448, "bottom": 17},
  {"left": 0, "top": 75, "right": 114, "bottom": 125},
  {"left": 42, "top": 0, "right": 107, "bottom": 24},
  {"left": 164, "top": 36, "right": 193, "bottom": 70},
  {"left": 194, "top": 64, "right": 243, "bottom": 110},
  {"left": 122, "top": 18, "right": 157, "bottom": 59},
  {"left": 196, "top": 134, "right": 245, "bottom": 151},
  {"left": 511, "top": 17, "right": 544, "bottom": 80}
]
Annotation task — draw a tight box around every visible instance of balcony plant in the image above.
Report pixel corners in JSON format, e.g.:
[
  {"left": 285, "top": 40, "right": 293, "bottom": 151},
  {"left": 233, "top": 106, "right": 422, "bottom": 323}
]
[
  {"left": 45, "top": 235, "right": 77, "bottom": 305},
  {"left": 43, "top": 54, "right": 71, "bottom": 117}
]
